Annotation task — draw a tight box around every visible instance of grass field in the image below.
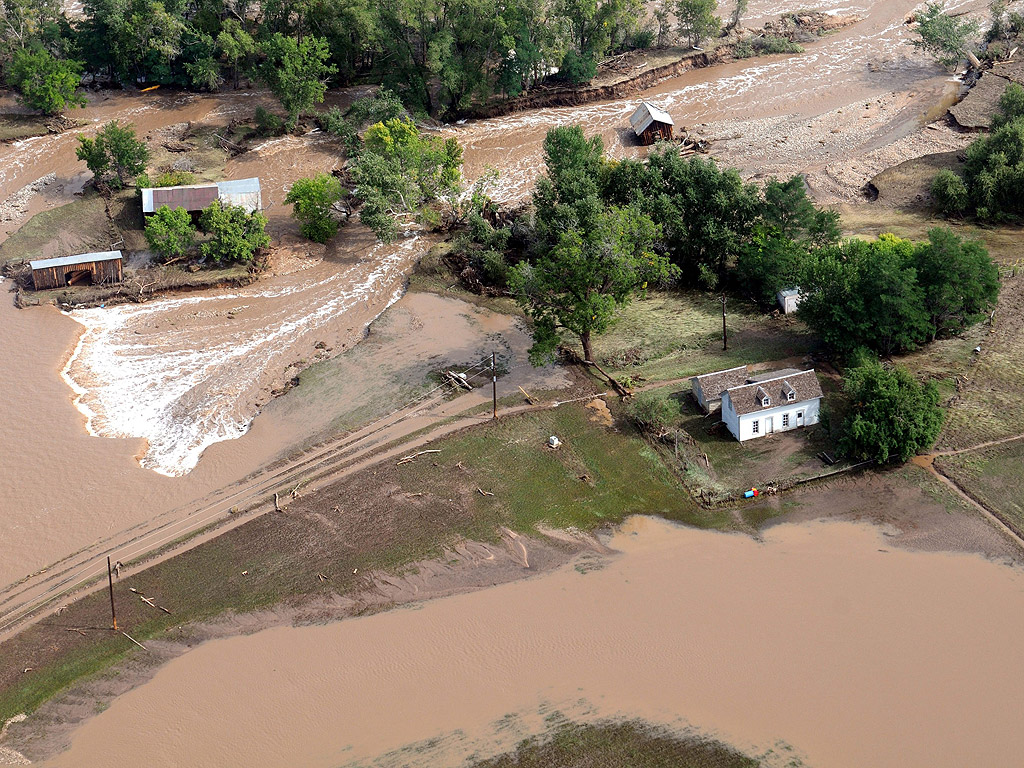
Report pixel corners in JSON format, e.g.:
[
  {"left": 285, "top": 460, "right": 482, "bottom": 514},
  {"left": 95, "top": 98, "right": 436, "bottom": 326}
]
[
  {"left": 0, "top": 189, "right": 112, "bottom": 267},
  {"left": 591, "top": 291, "right": 817, "bottom": 384},
  {"left": 469, "top": 720, "right": 760, "bottom": 768},
  {"left": 0, "top": 113, "right": 51, "bottom": 143},
  {"left": 936, "top": 441, "right": 1024, "bottom": 535}
]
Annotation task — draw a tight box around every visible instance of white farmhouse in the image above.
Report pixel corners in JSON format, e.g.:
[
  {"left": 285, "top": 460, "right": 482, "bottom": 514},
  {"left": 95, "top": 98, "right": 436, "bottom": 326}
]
[
  {"left": 720, "top": 369, "right": 823, "bottom": 442},
  {"left": 691, "top": 365, "right": 749, "bottom": 413}
]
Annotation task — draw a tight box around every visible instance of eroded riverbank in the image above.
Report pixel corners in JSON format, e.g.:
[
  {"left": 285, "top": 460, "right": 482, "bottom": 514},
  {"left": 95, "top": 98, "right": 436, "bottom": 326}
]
[{"left": 30, "top": 516, "right": 1024, "bottom": 768}]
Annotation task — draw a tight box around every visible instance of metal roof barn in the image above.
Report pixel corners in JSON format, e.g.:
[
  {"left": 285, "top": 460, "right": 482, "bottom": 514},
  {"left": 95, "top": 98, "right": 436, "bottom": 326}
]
[
  {"left": 141, "top": 178, "right": 263, "bottom": 214},
  {"left": 216, "top": 178, "right": 262, "bottom": 213},
  {"left": 29, "top": 250, "right": 123, "bottom": 290},
  {"left": 629, "top": 102, "right": 675, "bottom": 145}
]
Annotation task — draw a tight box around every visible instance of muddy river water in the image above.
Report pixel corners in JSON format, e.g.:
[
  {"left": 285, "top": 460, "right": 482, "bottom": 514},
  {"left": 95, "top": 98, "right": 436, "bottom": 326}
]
[
  {"left": 39, "top": 517, "right": 1024, "bottom": 767},
  {"left": 0, "top": 2, "right": 991, "bottom": 595}
]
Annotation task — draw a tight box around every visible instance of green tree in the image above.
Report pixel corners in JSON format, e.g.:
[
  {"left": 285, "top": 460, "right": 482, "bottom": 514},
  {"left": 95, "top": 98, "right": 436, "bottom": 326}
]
[
  {"left": 80, "top": 0, "right": 186, "bottom": 84},
  {"left": 799, "top": 234, "right": 931, "bottom": 356},
  {"left": 198, "top": 201, "right": 270, "bottom": 263},
  {"left": 257, "top": 34, "right": 337, "bottom": 129},
  {"left": 349, "top": 117, "right": 463, "bottom": 241},
  {"left": 216, "top": 19, "right": 256, "bottom": 89},
  {"left": 75, "top": 120, "right": 150, "bottom": 188},
  {"left": 912, "top": 227, "right": 999, "bottom": 339},
  {"left": 930, "top": 168, "right": 968, "bottom": 214},
  {"left": 5, "top": 46, "right": 85, "bottom": 115},
  {"left": 841, "top": 358, "right": 944, "bottom": 463},
  {"left": 285, "top": 173, "right": 346, "bottom": 243},
  {"left": 511, "top": 203, "right": 678, "bottom": 363},
  {"left": 728, "top": 0, "right": 748, "bottom": 30},
  {"left": 676, "top": 0, "right": 720, "bottom": 47},
  {"left": 992, "top": 81, "right": 1024, "bottom": 128},
  {"left": 511, "top": 125, "right": 679, "bottom": 364},
  {"left": 911, "top": 2, "right": 980, "bottom": 69},
  {"left": 144, "top": 205, "right": 196, "bottom": 261}
]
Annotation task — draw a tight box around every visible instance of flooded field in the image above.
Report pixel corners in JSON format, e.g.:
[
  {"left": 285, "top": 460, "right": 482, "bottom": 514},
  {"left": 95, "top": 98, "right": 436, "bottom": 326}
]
[
  {"left": 39, "top": 517, "right": 1024, "bottom": 768},
  {"left": 0, "top": 0, "right": 988, "bottom": 586}
]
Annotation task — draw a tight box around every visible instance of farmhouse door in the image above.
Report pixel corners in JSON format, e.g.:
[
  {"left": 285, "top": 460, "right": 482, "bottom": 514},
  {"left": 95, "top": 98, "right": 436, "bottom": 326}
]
[
  {"left": 796, "top": 411, "right": 804, "bottom": 427},
  {"left": 765, "top": 416, "right": 774, "bottom": 434}
]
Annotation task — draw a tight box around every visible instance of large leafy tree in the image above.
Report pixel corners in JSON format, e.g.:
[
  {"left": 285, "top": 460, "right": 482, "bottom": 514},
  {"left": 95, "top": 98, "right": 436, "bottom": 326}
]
[
  {"left": 349, "top": 117, "right": 463, "bottom": 241},
  {"left": 257, "top": 33, "right": 336, "bottom": 129},
  {"left": 6, "top": 45, "right": 84, "bottom": 114},
  {"left": 799, "top": 234, "right": 931, "bottom": 356},
  {"left": 511, "top": 126, "right": 679, "bottom": 364},
  {"left": 285, "top": 173, "right": 346, "bottom": 243},
  {"left": 216, "top": 20, "right": 256, "bottom": 89},
  {"left": 842, "top": 358, "right": 944, "bottom": 464},
  {"left": 80, "top": 0, "right": 185, "bottom": 83},
  {"left": 933, "top": 84, "right": 1024, "bottom": 221},
  {"left": 75, "top": 120, "right": 150, "bottom": 188},
  {"left": 676, "top": 0, "right": 720, "bottom": 47},
  {"left": 912, "top": 227, "right": 999, "bottom": 339},
  {"left": 144, "top": 205, "right": 196, "bottom": 261},
  {"left": 911, "top": 1, "right": 980, "bottom": 69},
  {"left": 199, "top": 201, "right": 270, "bottom": 263}
]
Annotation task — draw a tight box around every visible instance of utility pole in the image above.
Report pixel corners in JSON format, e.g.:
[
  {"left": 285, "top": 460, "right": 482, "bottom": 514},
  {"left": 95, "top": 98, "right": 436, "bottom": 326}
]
[
  {"left": 721, "top": 295, "right": 728, "bottom": 351},
  {"left": 107, "top": 556, "right": 118, "bottom": 631},
  {"left": 491, "top": 352, "right": 497, "bottom": 419}
]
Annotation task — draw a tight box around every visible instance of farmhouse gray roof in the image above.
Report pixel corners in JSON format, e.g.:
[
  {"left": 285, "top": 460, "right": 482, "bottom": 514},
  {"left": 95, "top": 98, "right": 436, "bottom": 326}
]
[
  {"left": 726, "top": 369, "right": 823, "bottom": 416},
  {"left": 747, "top": 368, "right": 803, "bottom": 383},
  {"left": 30, "top": 250, "right": 123, "bottom": 270},
  {"left": 693, "top": 365, "right": 749, "bottom": 402}
]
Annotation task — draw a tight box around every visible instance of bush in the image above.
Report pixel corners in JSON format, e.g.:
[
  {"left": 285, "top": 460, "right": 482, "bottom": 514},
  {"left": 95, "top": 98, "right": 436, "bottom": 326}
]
[
  {"left": 284, "top": 173, "right": 346, "bottom": 243},
  {"left": 559, "top": 50, "right": 597, "bottom": 84},
  {"left": 136, "top": 170, "right": 197, "bottom": 188},
  {"left": 754, "top": 34, "right": 804, "bottom": 54},
  {"left": 841, "top": 358, "right": 944, "bottom": 464},
  {"left": 6, "top": 47, "right": 85, "bottom": 115},
  {"left": 627, "top": 392, "right": 679, "bottom": 435},
  {"left": 254, "top": 106, "right": 284, "bottom": 137},
  {"left": 144, "top": 205, "right": 197, "bottom": 262},
  {"left": 930, "top": 169, "right": 968, "bottom": 214},
  {"left": 198, "top": 201, "right": 270, "bottom": 263}
]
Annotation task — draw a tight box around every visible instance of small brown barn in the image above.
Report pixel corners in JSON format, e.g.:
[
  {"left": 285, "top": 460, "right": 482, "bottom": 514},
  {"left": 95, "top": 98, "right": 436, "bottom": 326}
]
[
  {"left": 30, "top": 250, "right": 123, "bottom": 290},
  {"left": 629, "top": 101, "right": 674, "bottom": 145}
]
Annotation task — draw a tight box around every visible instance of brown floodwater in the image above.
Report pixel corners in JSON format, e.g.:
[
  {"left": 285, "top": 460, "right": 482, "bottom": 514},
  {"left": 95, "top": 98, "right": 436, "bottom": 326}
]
[
  {"left": 40, "top": 518, "right": 1024, "bottom": 768},
  {"left": 0, "top": 0, "right": 989, "bottom": 589}
]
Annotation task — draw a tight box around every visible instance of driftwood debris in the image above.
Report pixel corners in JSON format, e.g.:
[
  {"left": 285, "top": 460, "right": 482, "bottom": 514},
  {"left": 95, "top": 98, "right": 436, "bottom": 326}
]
[
  {"left": 274, "top": 492, "right": 282, "bottom": 512},
  {"left": 444, "top": 370, "right": 474, "bottom": 391},
  {"left": 477, "top": 488, "right": 495, "bottom": 497},
  {"left": 162, "top": 140, "right": 193, "bottom": 153},
  {"left": 518, "top": 386, "right": 538, "bottom": 404},
  {"left": 397, "top": 449, "right": 442, "bottom": 466},
  {"left": 121, "top": 631, "right": 147, "bottom": 650}
]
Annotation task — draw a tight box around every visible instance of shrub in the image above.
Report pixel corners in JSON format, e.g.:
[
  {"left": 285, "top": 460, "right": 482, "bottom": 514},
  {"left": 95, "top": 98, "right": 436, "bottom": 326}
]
[
  {"left": 284, "top": 173, "right": 346, "bottom": 243},
  {"left": 627, "top": 392, "right": 679, "bottom": 435},
  {"left": 198, "top": 201, "right": 270, "bottom": 263},
  {"left": 254, "top": 106, "right": 284, "bottom": 137},
  {"left": 841, "top": 358, "right": 944, "bottom": 464},
  {"left": 930, "top": 169, "right": 968, "bottom": 214},
  {"left": 137, "top": 170, "right": 197, "bottom": 188},
  {"left": 559, "top": 50, "right": 597, "bottom": 84},
  {"left": 144, "top": 205, "right": 197, "bottom": 262}
]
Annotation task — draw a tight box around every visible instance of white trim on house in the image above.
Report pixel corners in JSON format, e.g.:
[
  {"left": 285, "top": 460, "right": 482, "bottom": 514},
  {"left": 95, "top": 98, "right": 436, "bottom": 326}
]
[{"left": 721, "top": 393, "right": 821, "bottom": 441}]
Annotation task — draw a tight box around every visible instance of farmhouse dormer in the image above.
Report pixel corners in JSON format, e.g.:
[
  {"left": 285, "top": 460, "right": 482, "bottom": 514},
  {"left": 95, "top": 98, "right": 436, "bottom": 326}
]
[{"left": 756, "top": 386, "right": 771, "bottom": 408}]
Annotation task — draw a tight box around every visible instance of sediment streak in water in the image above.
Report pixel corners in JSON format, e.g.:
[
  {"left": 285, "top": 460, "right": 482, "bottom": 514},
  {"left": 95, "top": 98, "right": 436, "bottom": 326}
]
[{"left": 60, "top": 236, "right": 423, "bottom": 476}]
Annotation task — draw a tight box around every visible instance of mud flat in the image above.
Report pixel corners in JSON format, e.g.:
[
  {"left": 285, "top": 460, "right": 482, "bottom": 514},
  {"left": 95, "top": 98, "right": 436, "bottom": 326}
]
[{"left": 30, "top": 516, "right": 1024, "bottom": 768}]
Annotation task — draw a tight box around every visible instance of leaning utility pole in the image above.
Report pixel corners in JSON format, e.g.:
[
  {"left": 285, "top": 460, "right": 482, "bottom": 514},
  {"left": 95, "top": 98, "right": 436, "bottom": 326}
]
[
  {"left": 107, "top": 556, "right": 118, "bottom": 631},
  {"left": 491, "top": 352, "right": 497, "bottom": 419},
  {"left": 721, "top": 295, "right": 728, "bottom": 351}
]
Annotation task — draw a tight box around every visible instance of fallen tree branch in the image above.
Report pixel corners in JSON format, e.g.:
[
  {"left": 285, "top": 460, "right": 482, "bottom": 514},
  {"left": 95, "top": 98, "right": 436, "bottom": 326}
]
[{"left": 397, "top": 449, "right": 441, "bottom": 466}]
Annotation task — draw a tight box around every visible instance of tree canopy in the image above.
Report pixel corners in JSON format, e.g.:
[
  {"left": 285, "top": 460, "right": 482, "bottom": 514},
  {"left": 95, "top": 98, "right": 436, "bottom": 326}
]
[
  {"left": 6, "top": 45, "right": 84, "bottom": 114},
  {"left": 144, "top": 205, "right": 196, "bottom": 262},
  {"left": 75, "top": 120, "right": 150, "bottom": 188},
  {"left": 198, "top": 201, "right": 270, "bottom": 263},
  {"left": 911, "top": 1, "right": 980, "bottom": 69},
  {"left": 841, "top": 357, "right": 944, "bottom": 464},
  {"left": 511, "top": 126, "right": 679, "bottom": 364},
  {"left": 285, "top": 173, "right": 346, "bottom": 243},
  {"left": 257, "top": 34, "right": 336, "bottom": 128},
  {"left": 349, "top": 118, "right": 463, "bottom": 242}
]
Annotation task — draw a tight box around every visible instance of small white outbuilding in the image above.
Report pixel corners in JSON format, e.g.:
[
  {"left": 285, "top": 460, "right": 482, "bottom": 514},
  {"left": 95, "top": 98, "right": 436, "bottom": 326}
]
[{"left": 777, "top": 287, "right": 803, "bottom": 314}]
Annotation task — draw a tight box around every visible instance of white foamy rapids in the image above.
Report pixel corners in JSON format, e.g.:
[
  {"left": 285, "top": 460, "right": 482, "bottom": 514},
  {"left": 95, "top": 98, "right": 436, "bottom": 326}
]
[
  {"left": 455, "top": 1, "right": 926, "bottom": 202},
  {"left": 62, "top": 236, "right": 424, "bottom": 476}
]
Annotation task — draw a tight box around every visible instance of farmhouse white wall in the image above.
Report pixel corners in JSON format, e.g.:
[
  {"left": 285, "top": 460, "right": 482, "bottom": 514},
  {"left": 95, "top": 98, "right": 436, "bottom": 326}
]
[{"left": 721, "top": 394, "right": 821, "bottom": 442}]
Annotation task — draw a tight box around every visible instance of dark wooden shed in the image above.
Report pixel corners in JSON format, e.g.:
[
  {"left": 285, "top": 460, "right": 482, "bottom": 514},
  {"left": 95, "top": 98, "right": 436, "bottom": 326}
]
[
  {"left": 30, "top": 250, "right": 123, "bottom": 290},
  {"left": 629, "top": 102, "right": 675, "bottom": 145}
]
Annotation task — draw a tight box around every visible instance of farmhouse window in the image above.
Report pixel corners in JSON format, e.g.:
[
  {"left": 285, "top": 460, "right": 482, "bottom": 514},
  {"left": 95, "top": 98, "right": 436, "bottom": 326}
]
[
  {"left": 782, "top": 413, "right": 790, "bottom": 427},
  {"left": 752, "top": 420, "right": 759, "bottom": 434}
]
